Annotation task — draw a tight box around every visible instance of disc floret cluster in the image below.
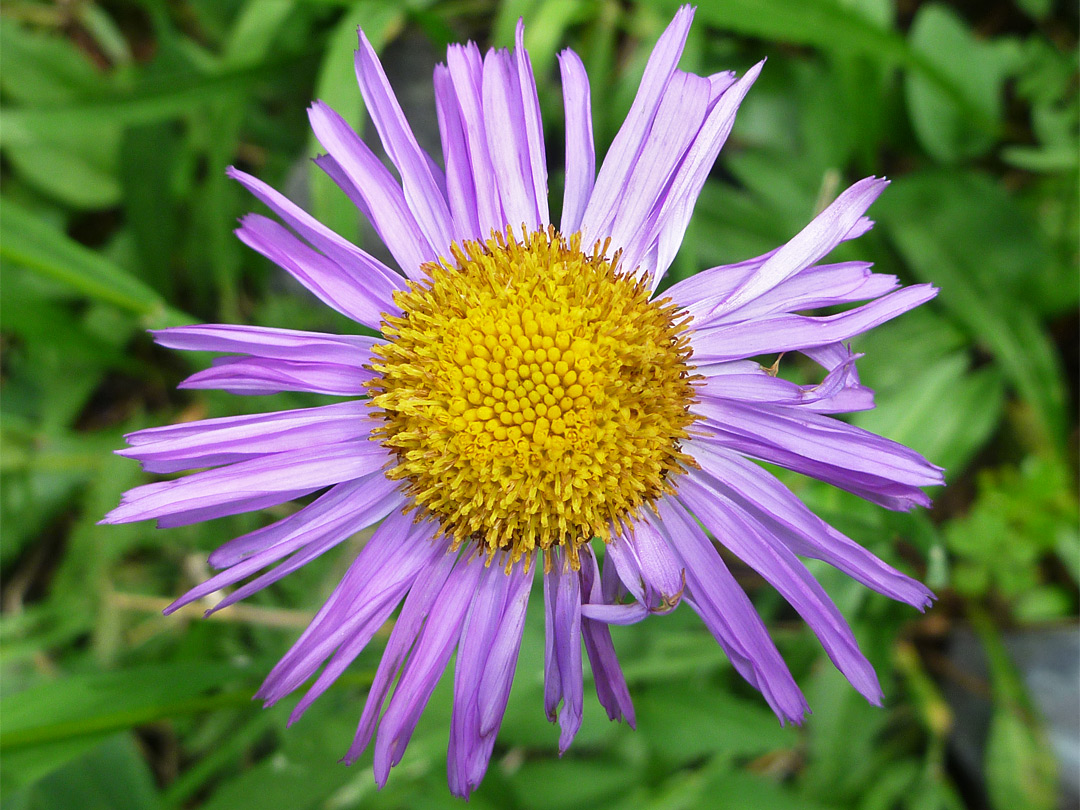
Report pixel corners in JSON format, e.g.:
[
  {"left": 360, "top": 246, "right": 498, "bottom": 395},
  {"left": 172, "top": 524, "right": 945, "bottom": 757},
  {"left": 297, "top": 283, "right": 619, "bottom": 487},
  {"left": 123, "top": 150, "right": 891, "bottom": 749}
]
[{"left": 369, "top": 227, "right": 699, "bottom": 567}]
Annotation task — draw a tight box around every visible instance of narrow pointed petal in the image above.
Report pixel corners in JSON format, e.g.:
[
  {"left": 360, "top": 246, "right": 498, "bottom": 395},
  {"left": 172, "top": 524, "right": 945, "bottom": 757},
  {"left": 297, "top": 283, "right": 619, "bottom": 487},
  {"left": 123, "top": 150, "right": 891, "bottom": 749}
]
[
  {"left": 679, "top": 471, "right": 884, "bottom": 704},
  {"left": 558, "top": 49, "right": 594, "bottom": 235},
  {"left": 579, "top": 548, "right": 635, "bottom": 726},
  {"left": 119, "top": 400, "right": 374, "bottom": 474},
  {"left": 179, "top": 355, "right": 373, "bottom": 397},
  {"left": 355, "top": 31, "right": 455, "bottom": 250},
  {"left": 308, "top": 101, "right": 436, "bottom": 278}
]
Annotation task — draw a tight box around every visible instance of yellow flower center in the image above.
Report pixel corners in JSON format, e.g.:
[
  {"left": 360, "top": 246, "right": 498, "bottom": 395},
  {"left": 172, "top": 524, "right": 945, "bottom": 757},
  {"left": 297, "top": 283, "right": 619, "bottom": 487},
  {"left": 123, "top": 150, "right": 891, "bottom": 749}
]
[{"left": 368, "top": 227, "right": 698, "bottom": 569}]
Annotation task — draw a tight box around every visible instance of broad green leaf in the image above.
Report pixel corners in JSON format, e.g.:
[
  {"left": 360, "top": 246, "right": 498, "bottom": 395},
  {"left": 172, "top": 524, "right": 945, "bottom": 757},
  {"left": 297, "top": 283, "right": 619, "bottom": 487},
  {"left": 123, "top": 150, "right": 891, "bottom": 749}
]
[
  {"left": 879, "top": 171, "right": 1068, "bottom": 450},
  {"left": 0, "top": 199, "right": 190, "bottom": 327},
  {"left": 8, "top": 735, "right": 161, "bottom": 810},
  {"left": 905, "top": 4, "right": 1019, "bottom": 162}
]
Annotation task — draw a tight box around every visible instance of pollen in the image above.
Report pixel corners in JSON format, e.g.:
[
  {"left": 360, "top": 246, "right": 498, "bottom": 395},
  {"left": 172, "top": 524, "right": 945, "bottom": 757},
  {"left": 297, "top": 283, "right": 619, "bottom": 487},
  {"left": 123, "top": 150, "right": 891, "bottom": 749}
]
[{"left": 368, "top": 226, "right": 698, "bottom": 569}]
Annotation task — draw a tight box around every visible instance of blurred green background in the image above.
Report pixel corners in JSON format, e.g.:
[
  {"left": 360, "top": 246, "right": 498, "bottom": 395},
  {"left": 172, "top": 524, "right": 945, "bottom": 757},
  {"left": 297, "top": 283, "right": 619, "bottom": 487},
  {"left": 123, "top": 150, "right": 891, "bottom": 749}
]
[{"left": 1, "top": 1, "right": 1077, "bottom": 808}]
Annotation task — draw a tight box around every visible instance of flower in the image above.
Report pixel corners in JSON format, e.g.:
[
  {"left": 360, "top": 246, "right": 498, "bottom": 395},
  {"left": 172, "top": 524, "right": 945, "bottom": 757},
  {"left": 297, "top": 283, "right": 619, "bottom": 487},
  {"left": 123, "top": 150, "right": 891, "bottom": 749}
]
[{"left": 104, "top": 6, "right": 943, "bottom": 798}]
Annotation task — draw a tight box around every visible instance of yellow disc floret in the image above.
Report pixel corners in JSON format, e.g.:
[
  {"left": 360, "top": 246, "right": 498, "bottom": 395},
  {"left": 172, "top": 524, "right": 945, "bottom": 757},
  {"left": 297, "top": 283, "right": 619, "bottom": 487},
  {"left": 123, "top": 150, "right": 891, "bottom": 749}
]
[{"left": 368, "top": 226, "right": 698, "bottom": 569}]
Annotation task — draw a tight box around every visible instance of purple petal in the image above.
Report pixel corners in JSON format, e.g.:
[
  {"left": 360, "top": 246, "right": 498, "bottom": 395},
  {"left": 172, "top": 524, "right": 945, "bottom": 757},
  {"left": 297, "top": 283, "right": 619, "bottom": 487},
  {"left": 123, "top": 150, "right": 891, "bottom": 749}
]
[
  {"left": 655, "top": 498, "right": 809, "bottom": 723},
  {"left": 102, "top": 440, "right": 388, "bottom": 525},
  {"left": 227, "top": 166, "right": 404, "bottom": 315},
  {"left": 119, "top": 400, "right": 374, "bottom": 474},
  {"left": 558, "top": 49, "right": 594, "bottom": 235},
  {"left": 483, "top": 48, "right": 542, "bottom": 232},
  {"left": 445, "top": 42, "right": 504, "bottom": 237},
  {"left": 448, "top": 555, "right": 532, "bottom": 798},
  {"left": 372, "top": 555, "right": 483, "bottom": 787},
  {"left": 689, "top": 441, "right": 935, "bottom": 609},
  {"left": 235, "top": 214, "right": 395, "bottom": 328},
  {"left": 610, "top": 70, "right": 712, "bottom": 277},
  {"left": 580, "top": 5, "right": 695, "bottom": 244},
  {"left": 678, "top": 472, "right": 884, "bottom": 704},
  {"left": 514, "top": 20, "right": 549, "bottom": 226},
  {"left": 308, "top": 101, "right": 436, "bottom": 279},
  {"left": 703, "top": 177, "right": 890, "bottom": 318},
  {"left": 544, "top": 548, "right": 584, "bottom": 753},
  {"left": 355, "top": 31, "right": 455, "bottom": 251},
  {"left": 165, "top": 474, "right": 402, "bottom": 614},
  {"left": 692, "top": 399, "right": 944, "bottom": 492},
  {"left": 259, "top": 509, "right": 442, "bottom": 707},
  {"left": 179, "top": 355, "right": 373, "bottom": 397},
  {"left": 579, "top": 548, "right": 635, "bottom": 726},
  {"left": 434, "top": 64, "right": 482, "bottom": 241},
  {"left": 690, "top": 284, "right": 939, "bottom": 363},
  {"left": 644, "top": 61, "right": 764, "bottom": 287},
  {"left": 151, "top": 324, "right": 379, "bottom": 365}
]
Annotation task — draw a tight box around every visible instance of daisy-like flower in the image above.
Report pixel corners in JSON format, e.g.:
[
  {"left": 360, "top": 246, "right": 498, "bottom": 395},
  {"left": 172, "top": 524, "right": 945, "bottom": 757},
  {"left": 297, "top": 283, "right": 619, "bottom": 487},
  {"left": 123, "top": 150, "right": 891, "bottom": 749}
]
[{"left": 105, "top": 6, "right": 943, "bottom": 797}]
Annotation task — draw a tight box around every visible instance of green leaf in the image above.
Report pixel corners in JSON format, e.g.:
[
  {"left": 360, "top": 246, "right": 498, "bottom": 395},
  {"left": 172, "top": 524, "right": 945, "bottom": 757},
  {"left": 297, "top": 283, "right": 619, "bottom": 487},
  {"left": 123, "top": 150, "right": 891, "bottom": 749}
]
[
  {"left": 0, "top": 199, "right": 190, "bottom": 327},
  {"left": 879, "top": 170, "right": 1068, "bottom": 450},
  {"left": 904, "top": 4, "right": 1018, "bottom": 162},
  {"left": 9, "top": 735, "right": 161, "bottom": 810}
]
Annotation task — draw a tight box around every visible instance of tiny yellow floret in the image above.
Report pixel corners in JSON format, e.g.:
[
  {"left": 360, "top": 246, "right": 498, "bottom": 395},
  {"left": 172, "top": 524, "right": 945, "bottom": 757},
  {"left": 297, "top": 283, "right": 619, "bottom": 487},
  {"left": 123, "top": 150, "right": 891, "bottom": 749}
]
[{"left": 368, "top": 227, "right": 698, "bottom": 569}]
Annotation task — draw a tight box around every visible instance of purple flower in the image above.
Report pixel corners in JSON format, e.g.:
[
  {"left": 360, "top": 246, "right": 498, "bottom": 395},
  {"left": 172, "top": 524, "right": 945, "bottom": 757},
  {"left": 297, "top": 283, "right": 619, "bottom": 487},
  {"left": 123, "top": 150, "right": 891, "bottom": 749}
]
[{"left": 105, "top": 6, "right": 942, "bottom": 798}]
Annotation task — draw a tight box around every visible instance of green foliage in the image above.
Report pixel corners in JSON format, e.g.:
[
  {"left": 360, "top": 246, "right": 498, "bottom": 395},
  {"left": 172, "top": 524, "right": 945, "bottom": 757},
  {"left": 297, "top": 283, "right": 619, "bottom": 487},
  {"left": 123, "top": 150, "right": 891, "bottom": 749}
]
[{"left": 1, "top": 1, "right": 1075, "bottom": 809}]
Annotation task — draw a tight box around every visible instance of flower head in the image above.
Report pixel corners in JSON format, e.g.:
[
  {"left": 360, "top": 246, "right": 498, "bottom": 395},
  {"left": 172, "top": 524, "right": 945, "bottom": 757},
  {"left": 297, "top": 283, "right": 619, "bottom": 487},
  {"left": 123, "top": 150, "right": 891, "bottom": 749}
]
[{"left": 105, "top": 6, "right": 943, "bottom": 798}]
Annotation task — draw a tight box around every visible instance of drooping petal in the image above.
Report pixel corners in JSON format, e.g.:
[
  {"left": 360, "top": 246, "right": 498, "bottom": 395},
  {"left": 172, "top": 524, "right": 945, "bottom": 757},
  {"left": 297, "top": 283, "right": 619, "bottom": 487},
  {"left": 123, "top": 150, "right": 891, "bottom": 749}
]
[
  {"left": 688, "top": 441, "right": 935, "bottom": 609},
  {"left": 165, "top": 474, "right": 402, "bottom": 615},
  {"left": 579, "top": 547, "right": 635, "bottom": 726},
  {"left": 258, "top": 509, "right": 443, "bottom": 708},
  {"left": 372, "top": 555, "right": 483, "bottom": 787},
  {"left": 656, "top": 498, "right": 809, "bottom": 724},
  {"left": 448, "top": 554, "right": 531, "bottom": 798},
  {"left": 544, "top": 548, "right": 584, "bottom": 752},
  {"left": 678, "top": 471, "right": 884, "bottom": 704}
]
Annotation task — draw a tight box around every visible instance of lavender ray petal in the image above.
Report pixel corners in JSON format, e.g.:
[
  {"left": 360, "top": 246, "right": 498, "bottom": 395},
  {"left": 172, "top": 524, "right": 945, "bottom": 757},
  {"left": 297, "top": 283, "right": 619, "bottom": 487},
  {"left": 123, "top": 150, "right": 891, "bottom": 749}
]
[
  {"left": 355, "top": 31, "right": 455, "bottom": 251},
  {"left": 689, "top": 284, "right": 937, "bottom": 363},
  {"left": 688, "top": 441, "right": 934, "bottom": 609},
  {"left": 703, "top": 177, "right": 890, "bottom": 319},
  {"left": 579, "top": 548, "right": 635, "bottom": 726},
  {"left": 235, "top": 214, "right": 392, "bottom": 328},
  {"left": 433, "top": 64, "right": 482, "bottom": 241},
  {"left": 646, "top": 61, "right": 764, "bottom": 288},
  {"left": 343, "top": 542, "right": 458, "bottom": 761},
  {"left": 259, "top": 510, "right": 440, "bottom": 705},
  {"left": 656, "top": 498, "right": 808, "bottom": 723},
  {"left": 580, "top": 5, "right": 695, "bottom": 243},
  {"left": 372, "top": 555, "right": 483, "bottom": 787},
  {"left": 691, "top": 398, "right": 944, "bottom": 489},
  {"left": 611, "top": 70, "right": 712, "bottom": 277},
  {"left": 558, "top": 49, "right": 594, "bottom": 235},
  {"left": 678, "top": 473, "right": 884, "bottom": 704},
  {"left": 164, "top": 476, "right": 401, "bottom": 614},
  {"left": 308, "top": 101, "right": 436, "bottom": 279},
  {"left": 178, "top": 355, "right": 373, "bottom": 397},
  {"left": 483, "top": 48, "right": 541, "bottom": 232},
  {"left": 445, "top": 42, "right": 504, "bottom": 236},
  {"left": 102, "top": 440, "right": 387, "bottom": 525},
  {"left": 513, "top": 20, "right": 549, "bottom": 226},
  {"left": 227, "top": 166, "right": 405, "bottom": 307},
  {"left": 550, "top": 549, "right": 584, "bottom": 753},
  {"left": 151, "top": 324, "right": 379, "bottom": 365},
  {"left": 119, "top": 401, "right": 374, "bottom": 474}
]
